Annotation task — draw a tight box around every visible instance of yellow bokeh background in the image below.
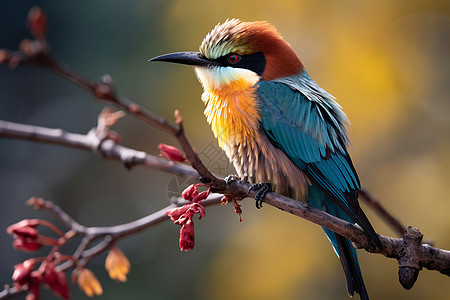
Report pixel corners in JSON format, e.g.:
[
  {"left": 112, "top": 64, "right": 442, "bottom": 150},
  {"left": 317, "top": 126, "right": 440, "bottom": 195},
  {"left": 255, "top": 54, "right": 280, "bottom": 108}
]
[
  {"left": 0, "top": 1, "right": 449, "bottom": 299},
  {"left": 153, "top": 1, "right": 450, "bottom": 299}
]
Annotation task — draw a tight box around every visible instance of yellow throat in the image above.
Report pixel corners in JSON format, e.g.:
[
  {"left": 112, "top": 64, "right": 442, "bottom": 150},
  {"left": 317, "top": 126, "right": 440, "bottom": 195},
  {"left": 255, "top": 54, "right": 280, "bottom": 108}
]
[{"left": 195, "top": 66, "right": 261, "bottom": 149}]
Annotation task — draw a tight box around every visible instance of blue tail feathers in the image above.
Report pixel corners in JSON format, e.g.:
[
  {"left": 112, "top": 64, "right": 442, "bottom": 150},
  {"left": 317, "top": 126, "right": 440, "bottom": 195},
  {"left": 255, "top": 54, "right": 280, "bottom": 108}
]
[{"left": 309, "top": 184, "right": 369, "bottom": 300}]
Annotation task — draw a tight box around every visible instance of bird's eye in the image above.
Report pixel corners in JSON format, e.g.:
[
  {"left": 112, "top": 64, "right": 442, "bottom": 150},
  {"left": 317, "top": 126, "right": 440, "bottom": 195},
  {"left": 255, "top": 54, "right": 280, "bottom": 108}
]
[{"left": 227, "top": 53, "right": 241, "bottom": 64}]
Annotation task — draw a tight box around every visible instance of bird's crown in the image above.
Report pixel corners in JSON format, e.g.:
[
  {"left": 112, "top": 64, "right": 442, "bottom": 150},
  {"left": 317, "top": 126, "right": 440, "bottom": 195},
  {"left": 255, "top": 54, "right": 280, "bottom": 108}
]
[
  {"left": 199, "top": 19, "right": 303, "bottom": 80},
  {"left": 200, "top": 19, "right": 269, "bottom": 59}
]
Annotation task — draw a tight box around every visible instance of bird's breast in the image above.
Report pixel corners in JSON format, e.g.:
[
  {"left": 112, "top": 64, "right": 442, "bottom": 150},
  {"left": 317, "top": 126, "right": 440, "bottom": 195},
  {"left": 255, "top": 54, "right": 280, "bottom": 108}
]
[
  {"left": 200, "top": 79, "right": 261, "bottom": 151},
  {"left": 201, "top": 84, "right": 308, "bottom": 200}
]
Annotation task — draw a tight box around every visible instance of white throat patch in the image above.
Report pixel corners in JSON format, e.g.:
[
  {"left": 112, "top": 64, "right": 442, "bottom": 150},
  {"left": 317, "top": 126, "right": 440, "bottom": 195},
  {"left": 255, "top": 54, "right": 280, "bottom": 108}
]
[{"left": 195, "top": 66, "right": 260, "bottom": 91}]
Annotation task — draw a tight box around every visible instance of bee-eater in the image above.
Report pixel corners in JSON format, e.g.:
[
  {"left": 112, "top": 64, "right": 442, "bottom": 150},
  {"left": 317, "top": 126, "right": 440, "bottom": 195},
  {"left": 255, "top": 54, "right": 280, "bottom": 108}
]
[{"left": 150, "top": 19, "right": 381, "bottom": 300}]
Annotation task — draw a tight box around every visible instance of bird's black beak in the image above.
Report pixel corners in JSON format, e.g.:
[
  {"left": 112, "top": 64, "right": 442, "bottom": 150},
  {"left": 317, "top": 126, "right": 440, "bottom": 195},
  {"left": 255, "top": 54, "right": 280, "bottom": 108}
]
[{"left": 148, "top": 51, "right": 215, "bottom": 67}]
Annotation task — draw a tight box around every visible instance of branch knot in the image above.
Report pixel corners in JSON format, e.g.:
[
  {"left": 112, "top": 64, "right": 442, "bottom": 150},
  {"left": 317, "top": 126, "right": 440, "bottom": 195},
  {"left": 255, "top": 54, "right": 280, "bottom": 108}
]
[
  {"left": 94, "top": 75, "right": 116, "bottom": 101},
  {"left": 398, "top": 226, "right": 423, "bottom": 290}
]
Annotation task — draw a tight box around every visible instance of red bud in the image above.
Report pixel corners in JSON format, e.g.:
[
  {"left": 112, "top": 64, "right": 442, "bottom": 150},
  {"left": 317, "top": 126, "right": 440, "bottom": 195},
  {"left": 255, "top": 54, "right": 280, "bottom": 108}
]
[
  {"left": 192, "top": 190, "right": 209, "bottom": 203},
  {"left": 158, "top": 143, "right": 186, "bottom": 162},
  {"left": 43, "top": 262, "right": 69, "bottom": 300},
  {"left": 12, "top": 260, "right": 35, "bottom": 287},
  {"left": 27, "top": 7, "right": 47, "bottom": 39},
  {"left": 7, "top": 219, "right": 39, "bottom": 235},
  {"left": 7, "top": 220, "right": 43, "bottom": 252},
  {"left": 179, "top": 221, "right": 195, "bottom": 251},
  {"left": 26, "top": 278, "right": 41, "bottom": 300},
  {"left": 167, "top": 201, "right": 206, "bottom": 251},
  {"left": 0, "top": 49, "right": 10, "bottom": 64},
  {"left": 181, "top": 184, "right": 198, "bottom": 200},
  {"left": 13, "top": 239, "right": 43, "bottom": 252}
]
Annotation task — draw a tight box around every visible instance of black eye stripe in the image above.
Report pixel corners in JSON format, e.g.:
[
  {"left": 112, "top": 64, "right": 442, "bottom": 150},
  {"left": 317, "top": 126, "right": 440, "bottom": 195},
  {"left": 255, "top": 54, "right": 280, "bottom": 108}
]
[{"left": 214, "top": 52, "right": 266, "bottom": 76}]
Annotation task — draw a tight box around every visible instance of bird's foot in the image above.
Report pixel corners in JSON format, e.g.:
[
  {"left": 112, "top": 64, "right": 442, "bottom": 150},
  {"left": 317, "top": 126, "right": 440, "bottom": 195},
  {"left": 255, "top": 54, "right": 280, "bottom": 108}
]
[
  {"left": 224, "top": 174, "right": 240, "bottom": 184},
  {"left": 247, "top": 183, "right": 272, "bottom": 209}
]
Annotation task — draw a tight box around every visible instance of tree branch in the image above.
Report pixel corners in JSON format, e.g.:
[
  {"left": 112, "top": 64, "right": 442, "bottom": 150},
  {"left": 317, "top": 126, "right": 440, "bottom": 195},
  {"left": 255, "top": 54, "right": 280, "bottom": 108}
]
[
  {"left": 0, "top": 194, "right": 223, "bottom": 300},
  {"left": 2, "top": 115, "right": 449, "bottom": 285},
  {"left": 359, "top": 188, "right": 407, "bottom": 237},
  {"left": 0, "top": 119, "right": 197, "bottom": 177},
  {"left": 1, "top": 7, "right": 449, "bottom": 299},
  {"left": 1, "top": 36, "right": 223, "bottom": 190},
  {"left": 0, "top": 286, "right": 25, "bottom": 300}
]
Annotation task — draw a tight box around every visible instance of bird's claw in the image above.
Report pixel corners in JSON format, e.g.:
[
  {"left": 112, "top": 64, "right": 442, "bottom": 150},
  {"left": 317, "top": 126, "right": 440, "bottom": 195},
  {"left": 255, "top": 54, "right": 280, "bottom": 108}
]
[{"left": 247, "top": 183, "right": 272, "bottom": 209}]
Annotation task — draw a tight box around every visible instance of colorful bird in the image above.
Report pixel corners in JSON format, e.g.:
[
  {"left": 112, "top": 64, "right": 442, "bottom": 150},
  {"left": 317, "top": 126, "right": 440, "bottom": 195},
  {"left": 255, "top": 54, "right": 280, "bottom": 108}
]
[{"left": 150, "top": 19, "right": 382, "bottom": 300}]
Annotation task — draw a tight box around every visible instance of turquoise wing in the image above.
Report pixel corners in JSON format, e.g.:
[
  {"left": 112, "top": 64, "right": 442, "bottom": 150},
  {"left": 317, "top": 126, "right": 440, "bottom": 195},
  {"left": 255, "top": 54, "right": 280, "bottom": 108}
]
[{"left": 257, "top": 80, "right": 380, "bottom": 246}]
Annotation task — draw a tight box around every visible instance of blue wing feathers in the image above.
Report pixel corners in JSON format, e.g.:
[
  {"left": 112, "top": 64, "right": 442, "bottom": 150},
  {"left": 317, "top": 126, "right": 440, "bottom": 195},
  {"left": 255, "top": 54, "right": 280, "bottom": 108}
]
[
  {"left": 315, "top": 160, "right": 345, "bottom": 192},
  {"left": 325, "top": 157, "right": 350, "bottom": 192},
  {"left": 330, "top": 155, "right": 350, "bottom": 189},
  {"left": 257, "top": 78, "right": 382, "bottom": 248},
  {"left": 257, "top": 79, "right": 357, "bottom": 195},
  {"left": 259, "top": 75, "right": 376, "bottom": 300},
  {"left": 335, "top": 154, "right": 358, "bottom": 189}
]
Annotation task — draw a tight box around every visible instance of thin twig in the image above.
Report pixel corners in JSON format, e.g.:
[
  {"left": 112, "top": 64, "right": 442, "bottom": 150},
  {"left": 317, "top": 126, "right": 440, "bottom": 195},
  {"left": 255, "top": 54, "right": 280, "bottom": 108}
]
[
  {"left": 42, "top": 194, "right": 223, "bottom": 271},
  {"left": 5, "top": 38, "right": 222, "bottom": 189},
  {"left": 0, "top": 286, "right": 26, "bottom": 300},
  {"left": 359, "top": 188, "right": 407, "bottom": 236},
  {"left": 0, "top": 119, "right": 197, "bottom": 177}
]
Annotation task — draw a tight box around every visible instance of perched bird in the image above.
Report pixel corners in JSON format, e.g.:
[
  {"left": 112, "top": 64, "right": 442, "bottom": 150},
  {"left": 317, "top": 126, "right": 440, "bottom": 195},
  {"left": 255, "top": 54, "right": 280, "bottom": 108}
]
[{"left": 150, "top": 19, "right": 382, "bottom": 300}]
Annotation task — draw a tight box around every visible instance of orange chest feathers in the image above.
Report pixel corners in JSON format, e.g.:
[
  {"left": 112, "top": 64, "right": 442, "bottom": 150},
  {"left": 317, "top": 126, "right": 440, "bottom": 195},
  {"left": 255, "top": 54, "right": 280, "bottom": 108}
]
[{"left": 201, "top": 84, "right": 261, "bottom": 150}]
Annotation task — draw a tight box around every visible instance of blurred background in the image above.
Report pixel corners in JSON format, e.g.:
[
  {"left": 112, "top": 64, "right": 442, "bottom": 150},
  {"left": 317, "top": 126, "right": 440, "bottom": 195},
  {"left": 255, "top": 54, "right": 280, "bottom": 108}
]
[{"left": 0, "top": 0, "right": 449, "bottom": 299}]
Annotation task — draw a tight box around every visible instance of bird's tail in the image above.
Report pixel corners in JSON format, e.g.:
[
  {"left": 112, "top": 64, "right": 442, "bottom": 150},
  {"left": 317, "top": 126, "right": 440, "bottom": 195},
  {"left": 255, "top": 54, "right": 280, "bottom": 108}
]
[
  {"left": 323, "top": 227, "right": 369, "bottom": 300},
  {"left": 308, "top": 185, "right": 369, "bottom": 300}
]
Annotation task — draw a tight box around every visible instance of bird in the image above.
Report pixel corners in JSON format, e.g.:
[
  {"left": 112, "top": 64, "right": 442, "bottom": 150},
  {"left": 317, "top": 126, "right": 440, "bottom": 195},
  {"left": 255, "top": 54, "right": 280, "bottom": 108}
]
[{"left": 150, "top": 19, "right": 382, "bottom": 300}]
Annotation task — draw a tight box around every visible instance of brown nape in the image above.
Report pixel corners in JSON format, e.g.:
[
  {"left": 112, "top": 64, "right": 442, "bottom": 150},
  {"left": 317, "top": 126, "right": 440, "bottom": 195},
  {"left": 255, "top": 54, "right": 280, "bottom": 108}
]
[{"left": 250, "top": 24, "right": 303, "bottom": 80}]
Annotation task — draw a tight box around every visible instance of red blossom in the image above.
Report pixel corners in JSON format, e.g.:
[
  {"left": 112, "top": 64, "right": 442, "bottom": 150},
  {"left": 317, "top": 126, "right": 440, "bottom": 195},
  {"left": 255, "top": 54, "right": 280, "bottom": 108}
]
[
  {"left": 166, "top": 186, "right": 210, "bottom": 251},
  {"left": 179, "top": 221, "right": 195, "bottom": 251},
  {"left": 167, "top": 202, "right": 205, "bottom": 225},
  {"left": 42, "top": 262, "right": 69, "bottom": 300},
  {"left": 181, "top": 184, "right": 211, "bottom": 202},
  {"left": 10, "top": 226, "right": 38, "bottom": 238},
  {"left": 18, "top": 271, "right": 43, "bottom": 300},
  {"left": 26, "top": 274, "right": 42, "bottom": 300},
  {"left": 27, "top": 7, "right": 47, "bottom": 39},
  {"left": 192, "top": 190, "right": 210, "bottom": 203},
  {"left": 7, "top": 219, "right": 40, "bottom": 234},
  {"left": 0, "top": 49, "right": 11, "bottom": 64},
  {"left": 158, "top": 143, "right": 186, "bottom": 162},
  {"left": 166, "top": 205, "right": 189, "bottom": 223},
  {"left": 7, "top": 220, "right": 43, "bottom": 252},
  {"left": 12, "top": 260, "right": 35, "bottom": 288},
  {"left": 189, "top": 202, "right": 206, "bottom": 220},
  {"left": 13, "top": 238, "right": 43, "bottom": 252},
  {"left": 181, "top": 184, "right": 198, "bottom": 200}
]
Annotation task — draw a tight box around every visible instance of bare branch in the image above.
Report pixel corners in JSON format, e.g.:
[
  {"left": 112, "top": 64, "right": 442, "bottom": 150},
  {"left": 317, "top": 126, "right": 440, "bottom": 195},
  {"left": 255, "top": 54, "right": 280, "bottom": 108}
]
[
  {"left": 0, "top": 286, "right": 26, "bottom": 300},
  {"left": 35, "top": 194, "right": 222, "bottom": 271},
  {"left": 223, "top": 179, "right": 450, "bottom": 275},
  {"left": 0, "top": 120, "right": 93, "bottom": 150},
  {"left": 359, "top": 188, "right": 407, "bottom": 236},
  {"left": 0, "top": 193, "right": 224, "bottom": 300},
  {"left": 0, "top": 119, "right": 197, "bottom": 177},
  {"left": 2, "top": 36, "right": 223, "bottom": 190},
  {"left": 6, "top": 119, "right": 446, "bottom": 281}
]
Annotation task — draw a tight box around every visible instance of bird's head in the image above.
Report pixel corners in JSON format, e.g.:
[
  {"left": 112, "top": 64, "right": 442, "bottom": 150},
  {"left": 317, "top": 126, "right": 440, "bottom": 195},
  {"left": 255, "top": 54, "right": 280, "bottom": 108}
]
[{"left": 150, "top": 19, "right": 304, "bottom": 91}]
